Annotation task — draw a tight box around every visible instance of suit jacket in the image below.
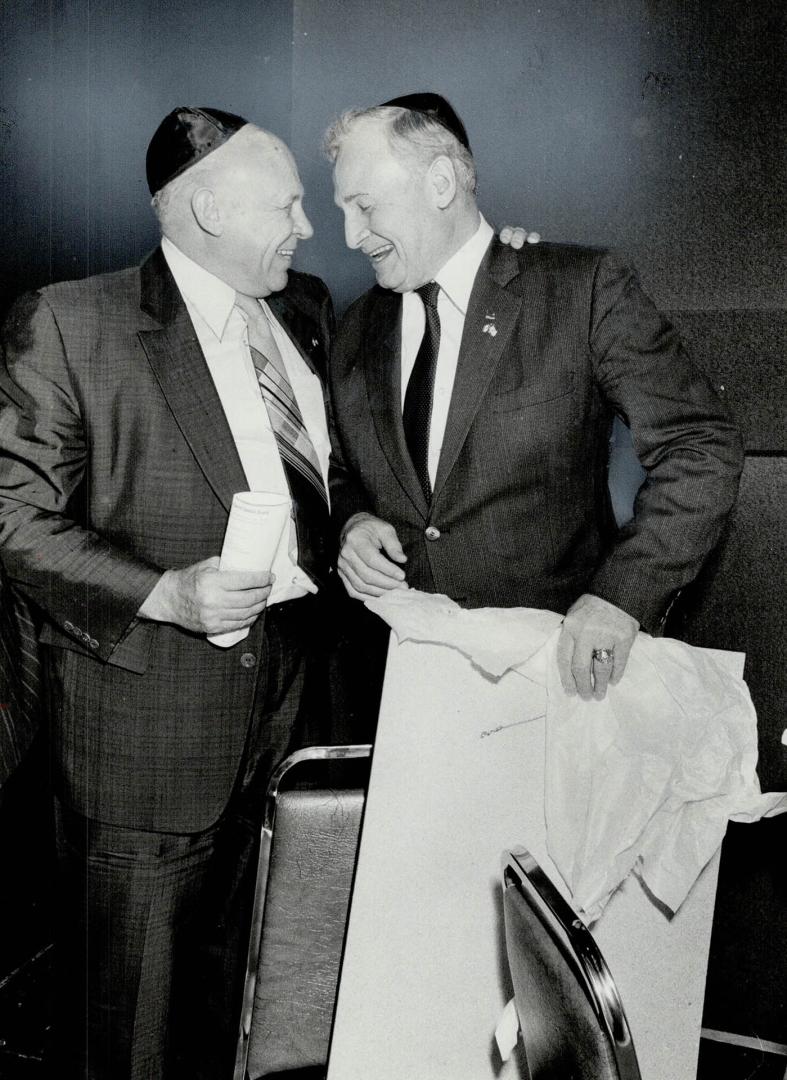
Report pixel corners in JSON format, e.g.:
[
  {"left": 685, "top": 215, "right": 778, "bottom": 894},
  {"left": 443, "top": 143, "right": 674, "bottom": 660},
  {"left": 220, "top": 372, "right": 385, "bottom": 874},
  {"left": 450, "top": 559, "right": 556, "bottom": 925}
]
[
  {"left": 329, "top": 240, "right": 743, "bottom": 632},
  {"left": 0, "top": 249, "right": 334, "bottom": 832},
  {"left": 0, "top": 566, "right": 41, "bottom": 787}
]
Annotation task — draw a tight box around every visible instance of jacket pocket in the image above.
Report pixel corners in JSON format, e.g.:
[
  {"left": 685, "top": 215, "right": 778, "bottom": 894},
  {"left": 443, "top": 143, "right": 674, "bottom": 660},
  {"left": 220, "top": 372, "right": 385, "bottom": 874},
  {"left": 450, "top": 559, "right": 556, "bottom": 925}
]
[{"left": 491, "top": 371, "right": 575, "bottom": 412}]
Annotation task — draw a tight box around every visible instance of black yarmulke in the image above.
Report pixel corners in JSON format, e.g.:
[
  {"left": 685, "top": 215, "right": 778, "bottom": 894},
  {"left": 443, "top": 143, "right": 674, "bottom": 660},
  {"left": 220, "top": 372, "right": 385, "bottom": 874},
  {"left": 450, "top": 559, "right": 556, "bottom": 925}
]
[
  {"left": 146, "top": 106, "right": 249, "bottom": 195},
  {"left": 380, "top": 92, "right": 471, "bottom": 153}
]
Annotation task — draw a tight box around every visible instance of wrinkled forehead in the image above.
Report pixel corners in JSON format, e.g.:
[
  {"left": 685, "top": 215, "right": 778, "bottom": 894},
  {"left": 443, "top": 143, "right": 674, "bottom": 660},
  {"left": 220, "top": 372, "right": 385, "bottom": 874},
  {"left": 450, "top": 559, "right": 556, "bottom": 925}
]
[
  {"left": 246, "top": 128, "right": 301, "bottom": 184},
  {"left": 333, "top": 119, "right": 407, "bottom": 201}
]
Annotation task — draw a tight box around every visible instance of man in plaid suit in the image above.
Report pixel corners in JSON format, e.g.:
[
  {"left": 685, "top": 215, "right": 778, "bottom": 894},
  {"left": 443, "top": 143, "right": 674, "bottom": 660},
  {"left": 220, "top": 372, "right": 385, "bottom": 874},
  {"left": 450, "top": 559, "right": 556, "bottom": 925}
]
[{"left": 0, "top": 107, "right": 335, "bottom": 1078}]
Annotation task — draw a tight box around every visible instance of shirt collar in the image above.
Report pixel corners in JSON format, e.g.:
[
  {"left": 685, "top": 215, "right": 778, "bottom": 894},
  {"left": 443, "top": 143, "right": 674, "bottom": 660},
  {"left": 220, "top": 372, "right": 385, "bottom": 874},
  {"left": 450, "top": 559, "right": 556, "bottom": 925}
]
[
  {"left": 160, "top": 235, "right": 238, "bottom": 340},
  {"left": 432, "top": 214, "right": 494, "bottom": 316}
]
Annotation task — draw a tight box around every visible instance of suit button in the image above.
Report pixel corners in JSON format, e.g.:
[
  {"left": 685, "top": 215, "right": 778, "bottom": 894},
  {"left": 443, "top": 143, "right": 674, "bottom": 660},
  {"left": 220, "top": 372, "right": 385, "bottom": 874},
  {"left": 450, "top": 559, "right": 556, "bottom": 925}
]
[
  {"left": 88, "top": 638, "right": 99, "bottom": 650},
  {"left": 425, "top": 526, "right": 441, "bottom": 541},
  {"left": 240, "top": 652, "right": 257, "bottom": 669},
  {"left": 64, "top": 620, "right": 74, "bottom": 632}
]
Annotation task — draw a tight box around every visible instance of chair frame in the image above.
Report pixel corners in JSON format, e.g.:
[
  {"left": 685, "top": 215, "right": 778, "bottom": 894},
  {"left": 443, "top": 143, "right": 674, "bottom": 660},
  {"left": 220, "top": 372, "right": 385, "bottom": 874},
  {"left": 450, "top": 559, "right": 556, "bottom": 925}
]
[
  {"left": 233, "top": 743, "right": 373, "bottom": 1080},
  {"left": 502, "top": 847, "right": 641, "bottom": 1080}
]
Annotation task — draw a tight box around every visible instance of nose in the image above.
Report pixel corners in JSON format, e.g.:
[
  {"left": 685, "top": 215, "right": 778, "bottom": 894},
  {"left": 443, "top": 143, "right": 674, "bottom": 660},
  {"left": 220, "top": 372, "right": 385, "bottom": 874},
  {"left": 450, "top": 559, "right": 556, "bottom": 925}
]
[
  {"left": 343, "top": 207, "right": 367, "bottom": 250},
  {"left": 293, "top": 204, "right": 313, "bottom": 241}
]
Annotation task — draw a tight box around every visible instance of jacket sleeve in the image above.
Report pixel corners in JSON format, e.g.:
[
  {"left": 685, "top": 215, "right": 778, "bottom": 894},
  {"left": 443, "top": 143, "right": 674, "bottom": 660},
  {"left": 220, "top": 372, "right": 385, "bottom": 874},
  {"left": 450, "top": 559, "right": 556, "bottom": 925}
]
[
  {"left": 586, "top": 252, "right": 744, "bottom": 630},
  {"left": 326, "top": 297, "right": 377, "bottom": 540},
  {"left": 0, "top": 291, "right": 163, "bottom": 661}
]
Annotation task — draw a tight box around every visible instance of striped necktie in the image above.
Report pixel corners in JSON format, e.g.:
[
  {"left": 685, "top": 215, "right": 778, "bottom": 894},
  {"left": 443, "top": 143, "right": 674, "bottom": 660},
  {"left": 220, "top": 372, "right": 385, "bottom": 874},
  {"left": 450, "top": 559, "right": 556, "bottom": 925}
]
[{"left": 235, "top": 293, "right": 330, "bottom": 586}]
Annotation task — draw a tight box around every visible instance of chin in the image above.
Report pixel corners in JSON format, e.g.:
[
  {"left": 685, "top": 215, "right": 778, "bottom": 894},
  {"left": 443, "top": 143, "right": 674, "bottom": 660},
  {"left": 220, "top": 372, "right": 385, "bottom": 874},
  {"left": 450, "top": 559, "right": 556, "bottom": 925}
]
[
  {"left": 265, "top": 269, "right": 289, "bottom": 294},
  {"left": 374, "top": 269, "right": 405, "bottom": 292}
]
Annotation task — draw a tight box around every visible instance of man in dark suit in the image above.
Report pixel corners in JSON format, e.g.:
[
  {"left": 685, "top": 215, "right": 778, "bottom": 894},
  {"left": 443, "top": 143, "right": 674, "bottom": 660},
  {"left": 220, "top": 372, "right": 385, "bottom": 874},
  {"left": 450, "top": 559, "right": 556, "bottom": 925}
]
[
  {"left": 0, "top": 107, "right": 334, "bottom": 1077},
  {"left": 326, "top": 94, "right": 743, "bottom": 698}
]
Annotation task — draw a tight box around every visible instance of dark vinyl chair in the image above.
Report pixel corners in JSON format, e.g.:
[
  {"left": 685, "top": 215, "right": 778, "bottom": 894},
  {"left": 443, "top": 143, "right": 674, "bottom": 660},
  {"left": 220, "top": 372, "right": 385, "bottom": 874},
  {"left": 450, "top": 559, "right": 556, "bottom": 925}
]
[
  {"left": 234, "top": 744, "right": 372, "bottom": 1080},
  {"left": 502, "top": 848, "right": 641, "bottom": 1080}
]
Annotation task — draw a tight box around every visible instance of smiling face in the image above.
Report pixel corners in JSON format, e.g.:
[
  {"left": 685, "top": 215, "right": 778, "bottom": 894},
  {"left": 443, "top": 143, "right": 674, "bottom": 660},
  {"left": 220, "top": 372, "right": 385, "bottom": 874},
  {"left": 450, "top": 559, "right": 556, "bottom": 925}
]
[
  {"left": 332, "top": 118, "right": 453, "bottom": 293},
  {"left": 213, "top": 128, "right": 313, "bottom": 296}
]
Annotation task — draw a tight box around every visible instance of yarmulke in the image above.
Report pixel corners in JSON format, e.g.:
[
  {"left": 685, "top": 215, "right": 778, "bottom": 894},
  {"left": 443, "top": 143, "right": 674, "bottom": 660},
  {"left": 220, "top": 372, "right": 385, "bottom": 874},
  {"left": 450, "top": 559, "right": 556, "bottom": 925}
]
[
  {"left": 380, "top": 92, "right": 471, "bottom": 153},
  {"left": 146, "top": 106, "right": 249, "bottom": 195}
]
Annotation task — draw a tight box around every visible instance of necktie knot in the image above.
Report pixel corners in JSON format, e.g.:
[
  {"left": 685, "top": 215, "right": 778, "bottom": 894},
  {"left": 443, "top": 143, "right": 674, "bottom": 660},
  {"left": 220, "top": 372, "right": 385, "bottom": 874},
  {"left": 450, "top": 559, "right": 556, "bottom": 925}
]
[
  {"left": 416, "top": 281, "right": 441, "bottom": 311},
  {"left": 234, "top": 291, "right": 264, "bottom": 324}
]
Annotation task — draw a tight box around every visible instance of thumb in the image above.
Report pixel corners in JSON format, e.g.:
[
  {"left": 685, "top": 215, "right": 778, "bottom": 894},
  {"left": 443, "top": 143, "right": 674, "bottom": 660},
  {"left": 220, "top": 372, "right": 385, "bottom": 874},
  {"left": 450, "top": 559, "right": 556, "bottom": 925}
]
[{"left": 379, "top": 526, "right": 407, "bottom": 564}]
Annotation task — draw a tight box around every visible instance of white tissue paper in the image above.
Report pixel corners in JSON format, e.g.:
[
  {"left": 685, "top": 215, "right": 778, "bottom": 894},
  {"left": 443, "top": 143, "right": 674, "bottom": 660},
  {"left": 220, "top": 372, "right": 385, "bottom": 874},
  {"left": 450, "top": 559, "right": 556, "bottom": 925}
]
[
  {"left": 366, "top": 589, "right": 786, "bottom": 921},
  {"left": 208, "top": 491, "right": 290, "bottom": 648}
]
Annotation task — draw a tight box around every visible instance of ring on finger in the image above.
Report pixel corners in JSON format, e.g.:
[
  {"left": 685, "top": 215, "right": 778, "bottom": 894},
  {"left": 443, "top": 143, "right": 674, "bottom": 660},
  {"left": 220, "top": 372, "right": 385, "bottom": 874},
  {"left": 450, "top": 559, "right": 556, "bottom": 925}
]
[{"left": 592, "top": 648, "right": 614, "bottom": 664}]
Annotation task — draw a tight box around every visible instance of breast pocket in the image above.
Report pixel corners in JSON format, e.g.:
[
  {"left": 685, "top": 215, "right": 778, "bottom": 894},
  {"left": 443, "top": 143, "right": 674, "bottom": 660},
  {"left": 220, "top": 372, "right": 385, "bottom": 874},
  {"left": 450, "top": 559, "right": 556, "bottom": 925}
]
[{"left": 491, "top": 370, "right": 575, "bottom": 412}]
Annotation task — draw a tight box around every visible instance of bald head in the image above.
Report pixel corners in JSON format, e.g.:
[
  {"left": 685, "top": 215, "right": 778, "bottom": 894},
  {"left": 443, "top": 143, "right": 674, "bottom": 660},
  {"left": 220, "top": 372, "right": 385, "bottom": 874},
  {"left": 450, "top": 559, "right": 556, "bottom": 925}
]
[{"left": 153, "top": 124, "right": 313, "bottom": 297}]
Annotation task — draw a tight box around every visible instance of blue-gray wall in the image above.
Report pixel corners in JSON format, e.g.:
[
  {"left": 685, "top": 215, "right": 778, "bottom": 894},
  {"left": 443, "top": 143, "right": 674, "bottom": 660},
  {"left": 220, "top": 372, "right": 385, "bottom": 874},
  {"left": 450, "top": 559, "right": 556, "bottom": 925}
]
[{"left": 1, "top": 0, "right": 782, "bottom": 318}]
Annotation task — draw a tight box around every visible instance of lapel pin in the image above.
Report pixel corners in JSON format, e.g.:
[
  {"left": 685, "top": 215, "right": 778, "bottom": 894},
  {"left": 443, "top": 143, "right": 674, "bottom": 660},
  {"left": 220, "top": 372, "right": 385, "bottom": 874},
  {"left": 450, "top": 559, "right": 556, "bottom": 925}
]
[
  {"left": 311, "top": 337, "right": 319, "bottom": 348},
  {"left": 482, "top": 323, "right": 498, "bottom": 337}
]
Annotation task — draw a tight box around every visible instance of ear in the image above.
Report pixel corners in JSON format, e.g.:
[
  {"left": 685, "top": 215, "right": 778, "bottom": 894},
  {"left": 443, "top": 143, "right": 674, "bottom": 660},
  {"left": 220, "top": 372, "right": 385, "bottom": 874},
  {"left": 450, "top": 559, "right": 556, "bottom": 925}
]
[
  {"left": 427, "top": 155, "right": 458, "bottom": 209},
  {"left": 191, "top": 187, "right": 223, "bottom": 236}
]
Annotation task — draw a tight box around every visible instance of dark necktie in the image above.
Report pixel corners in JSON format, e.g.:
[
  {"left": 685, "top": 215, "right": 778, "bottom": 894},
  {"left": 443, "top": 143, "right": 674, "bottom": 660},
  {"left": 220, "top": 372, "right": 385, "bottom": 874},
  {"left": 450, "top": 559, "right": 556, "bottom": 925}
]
[
  {"left": 403, "top": 281, "right": 441, "bottom": 500},
  {"left": 235, "top": 293, "right": 331, "bottom": 587}
]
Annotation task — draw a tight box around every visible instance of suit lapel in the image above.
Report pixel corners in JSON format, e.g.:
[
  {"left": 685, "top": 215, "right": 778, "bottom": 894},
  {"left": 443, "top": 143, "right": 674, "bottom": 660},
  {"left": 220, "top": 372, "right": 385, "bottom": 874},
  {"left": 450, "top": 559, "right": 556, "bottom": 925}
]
[
  {"left": 432, "top": 241, "right": 523, "bottom": 501},
  {"left": 137, "top": 249, "right": 248, "bottom": 513},
  {"left": 267, "top": 289, "right": 328, "bottom": 381},
  {"left": 364, "top": 289, "right": 431, "bottom": 520}
]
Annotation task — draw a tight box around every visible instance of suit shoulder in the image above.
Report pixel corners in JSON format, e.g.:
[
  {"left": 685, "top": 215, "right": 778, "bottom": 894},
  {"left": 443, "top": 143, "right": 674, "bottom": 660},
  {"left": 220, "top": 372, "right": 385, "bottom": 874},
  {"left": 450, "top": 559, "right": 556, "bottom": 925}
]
[
  {"left": 498, "top": 240, "right": 644, "bottom": 302},
  {"left": 336, "top": 284, "right": 387, "bottom": 332},
  {"left": 283, "top": 270, "right": 332, "bottom": 307},
  {"left": 3, "top": 264, "right": 143, "bottom": 356},
  {"left": 512, "top": 239, "right": 611, "bottom": 273},
  {"left": 26, "top": 265, "right": 141, "bottom": 321}
]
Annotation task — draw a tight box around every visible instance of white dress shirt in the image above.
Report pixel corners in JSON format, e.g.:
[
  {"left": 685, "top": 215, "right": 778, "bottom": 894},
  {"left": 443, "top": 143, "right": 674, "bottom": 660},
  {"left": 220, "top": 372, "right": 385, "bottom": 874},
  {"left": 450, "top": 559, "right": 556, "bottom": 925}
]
[
  {"left": 401, "top": 215, "right": 494, "bottom": 485},
  {"left": 161, "top": 236, "right": 331, "bottom": 604}
]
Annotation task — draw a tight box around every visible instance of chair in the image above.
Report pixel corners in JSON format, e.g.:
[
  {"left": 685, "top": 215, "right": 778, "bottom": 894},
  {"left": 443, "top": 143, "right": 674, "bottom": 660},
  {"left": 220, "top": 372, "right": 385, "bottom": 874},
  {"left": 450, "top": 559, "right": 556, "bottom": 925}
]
[
  {"left": 234, "top": 744, "right": 372, "bottom": 1080},
  {"left": 501, "top": 848, "right": 641, "bottom": 1080}
]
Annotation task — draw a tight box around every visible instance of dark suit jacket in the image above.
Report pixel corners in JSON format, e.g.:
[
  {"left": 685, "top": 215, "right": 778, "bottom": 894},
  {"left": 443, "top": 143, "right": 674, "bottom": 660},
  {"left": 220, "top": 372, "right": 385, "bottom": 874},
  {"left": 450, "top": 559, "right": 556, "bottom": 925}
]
[
  {"left": 0, "top": 566, "right": 41, "bottom": 787},
  {"left": 329, "top": 240, "right": 743, "bottom": 632},
  {"left": 0, "top": 249, "right": 334, "bottom": 832}
]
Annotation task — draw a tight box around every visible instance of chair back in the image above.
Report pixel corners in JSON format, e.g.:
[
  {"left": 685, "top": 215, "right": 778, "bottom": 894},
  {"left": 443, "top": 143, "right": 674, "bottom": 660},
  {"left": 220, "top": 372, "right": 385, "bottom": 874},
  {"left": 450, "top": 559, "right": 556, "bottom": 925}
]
[
  {"left": 235, "top": 744, "right": 371, "bottom": 1080},
  {"left": 502, "top": 848, "right": 641, "bottom": 1080}
]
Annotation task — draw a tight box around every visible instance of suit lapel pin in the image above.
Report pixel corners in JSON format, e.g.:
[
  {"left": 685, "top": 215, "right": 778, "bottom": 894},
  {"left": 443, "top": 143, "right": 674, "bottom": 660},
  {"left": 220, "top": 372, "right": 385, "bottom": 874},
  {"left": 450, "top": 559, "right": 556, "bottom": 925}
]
[
  {"left": 482, "top": 315, "right": 497, "bottom": 337},
  {"left": 311, "top": 337, "right": 319, "bottom": 348}
]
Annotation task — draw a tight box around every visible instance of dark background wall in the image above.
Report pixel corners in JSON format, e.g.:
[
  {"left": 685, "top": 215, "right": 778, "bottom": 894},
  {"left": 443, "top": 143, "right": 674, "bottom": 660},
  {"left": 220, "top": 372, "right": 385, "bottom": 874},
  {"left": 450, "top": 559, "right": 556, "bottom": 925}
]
[
  {"left": 0, "top": 0, "right": 293, "bottom": 315},
  {"left": 1, "top": 0, "right": 782, "bottom": 318},
  {"left": 290, "top": 0, "right": 783, "bottom": 315},
  {"left": 0, "top": 0, "right": 784, "bottom": 1064}
]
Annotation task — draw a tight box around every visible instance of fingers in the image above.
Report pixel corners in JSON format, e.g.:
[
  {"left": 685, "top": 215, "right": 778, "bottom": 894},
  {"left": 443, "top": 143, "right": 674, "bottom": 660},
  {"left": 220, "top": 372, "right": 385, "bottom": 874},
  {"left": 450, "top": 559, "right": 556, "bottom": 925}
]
[
  {"left": 339, "top": 517, "right": 408, "bottom": 598},
  {"left": 498, "top": 226, "right": 542, "bottom": 249},
  {"left": 571, "top": 638, "right": 596, "bottom": 700},
  {"left": 609, "top": 635, "right": 634, "bottom": 685},
  {"left": 211, "top": 567, "right": 274, "bottom": 591},
  {"left": 557, "top": 593, "right": 639, "bottom": 701},
  {"left": 556, "top": 625, "right": 577, "bottom": 695},
  {"left": 591, "top": 653, "right": 613, "bottom": 700}
]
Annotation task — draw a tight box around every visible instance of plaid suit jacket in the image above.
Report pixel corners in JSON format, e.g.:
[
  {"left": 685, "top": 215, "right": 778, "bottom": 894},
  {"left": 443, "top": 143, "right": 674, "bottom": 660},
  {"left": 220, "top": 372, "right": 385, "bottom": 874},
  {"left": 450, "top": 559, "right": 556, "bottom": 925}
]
[
  {"left": 0, "top": 249, "right": 334, "bottom": 831},
  {"left": 329, "top": 240, "right": 743, "bottom": 632}
]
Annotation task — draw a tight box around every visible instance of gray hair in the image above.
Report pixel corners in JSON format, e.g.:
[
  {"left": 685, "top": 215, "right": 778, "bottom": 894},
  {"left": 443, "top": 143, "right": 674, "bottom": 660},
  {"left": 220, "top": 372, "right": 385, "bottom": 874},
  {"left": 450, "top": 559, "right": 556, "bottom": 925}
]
[{"left": 324, "top": 106, "right": 477, "bottom": 195}]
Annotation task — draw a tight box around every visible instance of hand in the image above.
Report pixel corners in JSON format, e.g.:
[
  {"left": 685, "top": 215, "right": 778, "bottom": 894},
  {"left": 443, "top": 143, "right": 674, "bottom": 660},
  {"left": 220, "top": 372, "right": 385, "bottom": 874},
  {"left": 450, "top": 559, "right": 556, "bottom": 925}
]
[
  {"left": 499, "top": 225, "right": 541, "bottom": 248},
  {"left": 338, "top": 513, "right": 409, "bottom": 600},
  {"left": 556, "top": 593, "right": 639, "bottom": 701},
  {"left": 139, "top": 556, "right": 274, "bottom": 635}
]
